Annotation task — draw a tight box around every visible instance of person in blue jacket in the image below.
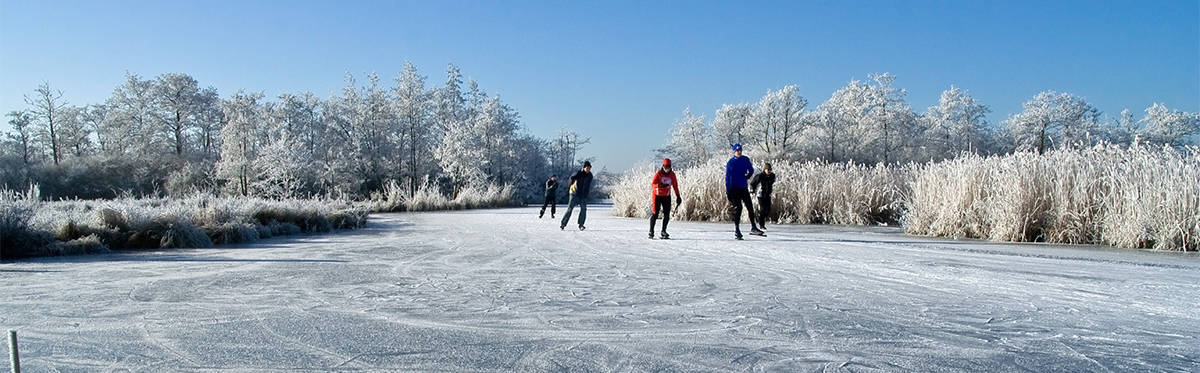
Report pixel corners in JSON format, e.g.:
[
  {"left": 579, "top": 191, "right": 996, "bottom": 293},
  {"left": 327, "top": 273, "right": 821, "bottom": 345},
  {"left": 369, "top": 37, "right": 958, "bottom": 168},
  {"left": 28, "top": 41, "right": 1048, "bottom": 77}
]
[{"left": 725, "top": 144, "right": 763, "bottom": 240}]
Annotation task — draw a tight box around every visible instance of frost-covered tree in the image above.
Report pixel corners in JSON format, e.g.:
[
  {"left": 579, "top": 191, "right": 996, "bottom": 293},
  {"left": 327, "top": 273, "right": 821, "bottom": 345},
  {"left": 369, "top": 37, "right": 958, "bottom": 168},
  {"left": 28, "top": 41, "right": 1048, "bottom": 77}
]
[
  {"left": 435, "top": 108, "right": 485, "bottom": 191},
  {"left": 921, "top": 85, "right": 991, "bottom": 159},
  {"left": 747, "top": 85, "right": 807, "bottom": 160},
  {"left": 57, "top": 106, "right": 92, "bottom": 157},
  {"left": 254, "top": 131, "right": 310, "bottom": 199},
  {"left": 154, "top": 73, "right": 209, "bottom": 156},
  {"left": 1004, "top": 91, "right": 1101, "bottom": 154},
  {"left": 216, "top": 91, "right": 265, "bottom": 196},
  {"left": 1138, "top": 103, "right": 1200, "bottom": 148},
  {"left": 432, "top": 65, "right": 484, "bottom": 192},
  {"left": 433, "top": 64, "right": 466, "bottom": 132},
  {"left": 393, "top": 62, "right": 434, "bottom": 197},
  {"left": 1103, "top": 109, "right": 1139, "bottom": 147},
  {"left": 357, "top": 73, "right": 397, "bottom": 192},
  {"left": 861, "top": 73, "right": 919, "bottom": 163},
  {"left": 550, "top": 128, "right": 590, "bottom": 177},
  {"left": 660, "top": 107, "right": 712, "bottom": 168},
  {"left": 510, "top": 133, "right": 552, "bottom": 201},
  {"left": 194, "top": 89, "right": 222, "bottom": 160},
  {"left": 79, "top": 104, "right": 110, "bottom": 153},
  {"left": 24, "top": 82, "right": 69, "bottom": 165},
  {"left": 5, "top": 111, "right": 36, "bottom": 166},
  {"left": 814, "top": 74, "right": 919, "bottom": 163},
  {"left": 712, "top": 103, "right": 752, "bottom": 150},
  {"left": 816, "top": 80, "right": 872, "bottom": 162},
  {"left": 475, "top": 96, "right": 521, "bottom": 184},
  {"left": 324, "top": 73, "right": 397, "bottom": 194},
  {"left": 274, "top": 92, "right": 325, "bottom": 158},
  {"left": 103, "top": 73, "right": 158, "bottom": 155}
]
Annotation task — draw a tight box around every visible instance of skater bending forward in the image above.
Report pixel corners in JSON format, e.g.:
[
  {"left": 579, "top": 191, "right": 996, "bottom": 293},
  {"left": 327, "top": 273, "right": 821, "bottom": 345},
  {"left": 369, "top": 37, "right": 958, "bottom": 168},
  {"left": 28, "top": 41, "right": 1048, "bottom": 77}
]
[
  {"left": 560, "top": 161, "right": 594, "bottom": 230},
  {"left": 650, "top": 158, "right": 682, "bottom": 239},
  {"left": 725, "top": 144, "right": 763, "bottom": 240}
]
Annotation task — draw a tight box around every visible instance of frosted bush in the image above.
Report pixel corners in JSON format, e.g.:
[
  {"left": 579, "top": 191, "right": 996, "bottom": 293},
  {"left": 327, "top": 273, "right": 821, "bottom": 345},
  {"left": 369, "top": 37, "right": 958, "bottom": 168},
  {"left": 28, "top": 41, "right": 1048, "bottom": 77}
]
[
  {"left": 906, "top": 144, "right": 1199, "bottom": 251},
  {"left": 394, "top": 181, "right": 516, "bottom": 212}
]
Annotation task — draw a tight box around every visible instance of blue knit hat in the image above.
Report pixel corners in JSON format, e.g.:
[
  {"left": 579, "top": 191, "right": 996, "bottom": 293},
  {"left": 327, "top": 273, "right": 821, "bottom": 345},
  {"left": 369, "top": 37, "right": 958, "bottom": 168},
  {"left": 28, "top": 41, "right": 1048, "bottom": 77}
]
[{"left": 732, "top": 143, "right": 742, "bottom": 152}]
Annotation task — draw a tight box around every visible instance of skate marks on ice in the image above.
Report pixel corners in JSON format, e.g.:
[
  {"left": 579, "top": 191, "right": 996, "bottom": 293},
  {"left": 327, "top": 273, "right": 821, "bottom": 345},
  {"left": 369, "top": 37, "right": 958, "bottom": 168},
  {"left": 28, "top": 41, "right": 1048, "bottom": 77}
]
[{"left": 1, "top": 207, "right": 1198, "bottom": 371}]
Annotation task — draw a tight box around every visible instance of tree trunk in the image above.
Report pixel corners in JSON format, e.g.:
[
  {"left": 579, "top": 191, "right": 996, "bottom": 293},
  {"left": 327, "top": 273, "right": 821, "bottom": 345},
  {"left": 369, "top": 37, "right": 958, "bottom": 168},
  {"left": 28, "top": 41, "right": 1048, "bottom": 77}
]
[
  {"left": 1038, "top": 123, "right": 1047, "bottom": 155},
  {"left": 175, "top": 111, "right": 184, "bottom": 156}
]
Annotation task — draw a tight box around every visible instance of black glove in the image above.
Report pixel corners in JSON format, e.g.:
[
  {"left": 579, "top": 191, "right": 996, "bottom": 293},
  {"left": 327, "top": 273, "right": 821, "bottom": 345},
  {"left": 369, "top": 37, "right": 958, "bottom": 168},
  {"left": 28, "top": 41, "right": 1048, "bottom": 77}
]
[{"left": 675, "top": 196, "right": 682, "bottom": 205}]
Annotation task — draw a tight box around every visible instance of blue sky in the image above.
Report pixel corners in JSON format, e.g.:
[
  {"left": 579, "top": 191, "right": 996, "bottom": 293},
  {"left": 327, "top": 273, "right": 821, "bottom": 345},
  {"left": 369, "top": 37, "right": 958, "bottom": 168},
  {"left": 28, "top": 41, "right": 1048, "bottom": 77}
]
[{"left": 1, "top": 0, "right": 1197, "bottom": 171}]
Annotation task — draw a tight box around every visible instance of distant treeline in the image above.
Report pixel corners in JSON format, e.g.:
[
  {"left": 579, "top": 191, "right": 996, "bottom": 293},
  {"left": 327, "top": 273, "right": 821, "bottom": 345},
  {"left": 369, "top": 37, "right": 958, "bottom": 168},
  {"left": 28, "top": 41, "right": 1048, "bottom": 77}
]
[
  {"left": 656, "top": 73, "right": 1198, "bottom": 168},
  {"left": 2, "top": 63, "right": 592, "bottom": 203}
]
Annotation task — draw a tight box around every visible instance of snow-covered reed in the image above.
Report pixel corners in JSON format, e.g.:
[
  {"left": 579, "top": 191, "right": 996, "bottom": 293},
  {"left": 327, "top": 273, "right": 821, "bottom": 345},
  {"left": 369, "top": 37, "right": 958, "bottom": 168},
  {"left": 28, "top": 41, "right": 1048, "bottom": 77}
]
[
  {"left": 906, "top": 144, "right": 1200, "bottom": 251},
  {"left": 373, "top": 180, "right": 517, "bottom": 212},
  {"left": 0, "top": 191, "right": 368, "bottom": 259},
  {"left": 612, "top": 157, "right": 912, "bottom": 226}
]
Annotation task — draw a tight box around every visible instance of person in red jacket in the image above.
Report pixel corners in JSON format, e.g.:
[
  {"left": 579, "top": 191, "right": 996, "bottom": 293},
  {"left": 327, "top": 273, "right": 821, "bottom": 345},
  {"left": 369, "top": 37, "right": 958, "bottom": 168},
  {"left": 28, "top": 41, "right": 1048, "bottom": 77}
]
[{"left": 650, "top": 158, "right": 682, "bottom": 239}]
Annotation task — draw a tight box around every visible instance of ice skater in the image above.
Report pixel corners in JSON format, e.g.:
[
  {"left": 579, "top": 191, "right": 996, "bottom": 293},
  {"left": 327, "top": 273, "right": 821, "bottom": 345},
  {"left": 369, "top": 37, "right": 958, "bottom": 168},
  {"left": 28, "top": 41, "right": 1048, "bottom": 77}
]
[
  {"left": 749, "top": 162, "right": 775, "bottom": 230},
  {"left": 649, "top": 158, "right": 682, "bottom": 239},
  {"left": 560, "top": 161, "right": 594, "bottom": 231},
  {"left": 538, "top": 174, "right": 558, "bottom": 218},
  {"left": 725, "top": 144, "right": 763, "bottom": 240}
]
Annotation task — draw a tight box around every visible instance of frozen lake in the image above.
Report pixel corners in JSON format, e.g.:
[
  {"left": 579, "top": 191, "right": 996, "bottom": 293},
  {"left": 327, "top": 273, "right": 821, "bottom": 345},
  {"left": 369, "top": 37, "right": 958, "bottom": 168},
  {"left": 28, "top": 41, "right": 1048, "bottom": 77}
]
[{"left": 2, "top": 206, "right": 1198, "bottom": 372}]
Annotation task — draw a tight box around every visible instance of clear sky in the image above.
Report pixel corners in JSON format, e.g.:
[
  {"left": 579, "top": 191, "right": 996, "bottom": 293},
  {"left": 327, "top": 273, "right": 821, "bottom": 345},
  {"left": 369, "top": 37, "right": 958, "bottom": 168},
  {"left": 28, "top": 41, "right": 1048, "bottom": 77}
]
[{"left": 1, "top": 0, "right": 1197, "bottom": 171}]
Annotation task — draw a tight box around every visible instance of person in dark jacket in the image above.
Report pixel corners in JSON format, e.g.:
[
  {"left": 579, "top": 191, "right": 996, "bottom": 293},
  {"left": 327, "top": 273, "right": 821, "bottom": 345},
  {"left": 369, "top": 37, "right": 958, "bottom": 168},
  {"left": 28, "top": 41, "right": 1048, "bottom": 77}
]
[
  {"left": 725, "top": 144, "right": 763, "bottom": 239},
  {"left": 749, "top": 163, "right": 776, "bottom": 229},
  {"left": 538, "top": 175, "right": 558, "bottom": 219},
  {"left": 649, "top": 158, "right": 682, "bottom": 239},
  {"left": 560, "top": 161, "right": 594, "bottom": 230}
]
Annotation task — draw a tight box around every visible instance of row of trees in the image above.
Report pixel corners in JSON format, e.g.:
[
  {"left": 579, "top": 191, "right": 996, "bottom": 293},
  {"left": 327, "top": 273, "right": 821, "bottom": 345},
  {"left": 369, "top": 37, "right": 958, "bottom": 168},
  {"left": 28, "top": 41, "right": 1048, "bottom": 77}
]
[
  {"left": 661, "top": 73, "right": 1200, "bottom": 168},
  {"left": 2, "top": 64, "right": 592, "bottom": 202}
]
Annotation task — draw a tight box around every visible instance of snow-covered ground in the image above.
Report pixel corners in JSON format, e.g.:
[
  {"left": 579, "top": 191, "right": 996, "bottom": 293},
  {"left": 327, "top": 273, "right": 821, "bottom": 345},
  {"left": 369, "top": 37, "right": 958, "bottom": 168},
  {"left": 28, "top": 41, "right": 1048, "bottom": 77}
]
[{"left": 2, "top": 206, "right": 1198, "bottom": 372}]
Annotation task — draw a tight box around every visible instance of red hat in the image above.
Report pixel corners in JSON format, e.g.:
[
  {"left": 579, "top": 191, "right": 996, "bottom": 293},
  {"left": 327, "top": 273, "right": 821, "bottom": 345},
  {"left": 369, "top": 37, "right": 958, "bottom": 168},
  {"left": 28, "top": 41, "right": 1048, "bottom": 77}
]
[{"left": 662, "top": 158, "right": 672, "bottom": 166}]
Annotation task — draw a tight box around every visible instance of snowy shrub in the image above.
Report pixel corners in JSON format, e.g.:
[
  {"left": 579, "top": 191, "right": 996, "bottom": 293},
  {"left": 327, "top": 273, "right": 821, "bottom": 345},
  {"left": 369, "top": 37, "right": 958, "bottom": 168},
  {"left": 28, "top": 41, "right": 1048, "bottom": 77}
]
[
  {"left": 159, "top": 218, "right": 214, "bottom": 249},
  {"left": 373, "top": 179, "right": 408, "bottom": 212},
  {"left": 51, "top": 234, "right": 110, "bottom": 256},
  {"left": 451, "top": 183, "right": 516, "bottom": 210},
  {"left": 327, "top": 209, "right": 369, "bottom": 229},
  {"left": 610, "top": 162, "right": 659, "bottom": 218},
  {"left": 400, "top": 182, "right": 450, "bottom": 212},
  {"left": 269, "top": 222, "right": 302, "bottom": 236},
  {"left": 205, "top": 223, "right": 260, "bottom": 245},
  {"left": 0, "top": 195, "right": 55, "bottom": 259},
  {"left": 905, "top": 144, "right": 1200, "bottom": 251},
  {"left": 387, "top": 180, "right": 516, "bottom": 212},
  {"left": 97, "top": 207, "right": 130, "bottom": 231}
]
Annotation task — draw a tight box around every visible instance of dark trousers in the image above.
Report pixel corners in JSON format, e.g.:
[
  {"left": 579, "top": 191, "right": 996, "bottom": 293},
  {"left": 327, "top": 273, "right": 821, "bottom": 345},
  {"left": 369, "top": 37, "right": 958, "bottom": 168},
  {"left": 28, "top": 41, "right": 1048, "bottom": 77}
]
[
  {"left": 727, "top": 187, "right": 759, "bottom": 234},
  {"left": 650, "top": 195, "right": 672, "bottom": 233},
  {"left": 757, "top": 195, "right": 772, "bottom": 227},
  {"left": 539, "top": 194, "right": 556, "bottom": 217},
  {"left": 560, "top": 195, "right": 587, "bottom": 228}
]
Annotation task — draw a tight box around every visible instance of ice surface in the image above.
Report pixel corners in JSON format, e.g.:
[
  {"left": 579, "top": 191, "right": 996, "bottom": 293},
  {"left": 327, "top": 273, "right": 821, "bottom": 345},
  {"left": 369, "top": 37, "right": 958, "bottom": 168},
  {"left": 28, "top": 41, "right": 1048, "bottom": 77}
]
[{"left": 2, "top": 206, "right": 1198, "bottom": 371}]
